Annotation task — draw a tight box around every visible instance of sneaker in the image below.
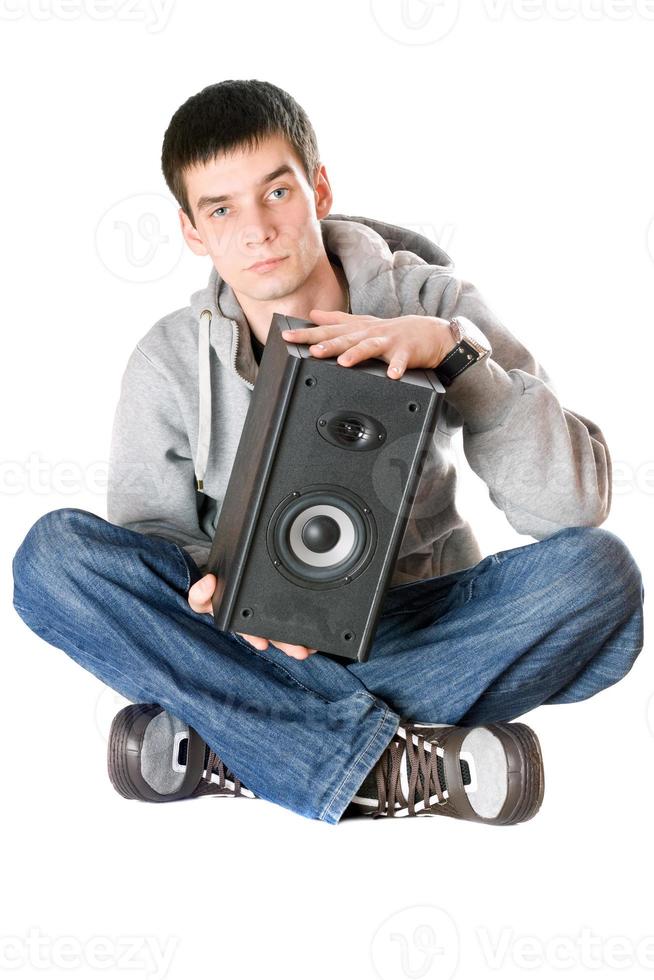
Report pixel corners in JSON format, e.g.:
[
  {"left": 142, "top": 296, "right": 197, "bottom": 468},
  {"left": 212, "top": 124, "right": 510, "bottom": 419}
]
[
  {"left": 345, "top": 721, "right": 544, "bottom": 824},
  {"left": 107, "top": 703, "right": 256, "bottom": 803}
]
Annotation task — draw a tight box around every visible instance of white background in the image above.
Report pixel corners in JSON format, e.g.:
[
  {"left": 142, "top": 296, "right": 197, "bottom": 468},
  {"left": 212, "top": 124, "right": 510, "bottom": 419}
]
[{"left": 2, "top": 1, "right": 652, "bottom": 978}]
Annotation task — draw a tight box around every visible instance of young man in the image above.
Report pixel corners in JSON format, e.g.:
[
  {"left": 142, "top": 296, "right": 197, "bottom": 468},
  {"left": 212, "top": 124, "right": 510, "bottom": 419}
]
[{"left": 12, "top": 80, "right": 644, "bottom": 825}]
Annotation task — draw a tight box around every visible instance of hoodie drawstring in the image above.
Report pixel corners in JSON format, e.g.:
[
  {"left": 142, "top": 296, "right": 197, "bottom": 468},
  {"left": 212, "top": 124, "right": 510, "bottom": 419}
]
[{"left": 195, "top": 309, "right": 212, "bottom": 492}]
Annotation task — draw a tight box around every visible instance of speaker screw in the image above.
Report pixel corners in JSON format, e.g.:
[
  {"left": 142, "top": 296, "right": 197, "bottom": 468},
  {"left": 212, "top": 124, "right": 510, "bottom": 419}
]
[
  {"left": 273, "top": 560, "right": 279, "bottom": 566},
  {"left": 363, "top": 507, "right": 370, "bottom": 513},
  {"left": 344, "top": 576, "right": 351, "bottom": 583},
  {"left": 319, "top": 419, "right": 326, "bottom": 427}
]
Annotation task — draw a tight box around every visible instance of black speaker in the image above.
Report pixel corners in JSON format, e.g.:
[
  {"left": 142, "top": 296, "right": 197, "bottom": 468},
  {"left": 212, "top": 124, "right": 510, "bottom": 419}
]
[{"left": 208, "top": 312, "right": 445, "bottom": 662}]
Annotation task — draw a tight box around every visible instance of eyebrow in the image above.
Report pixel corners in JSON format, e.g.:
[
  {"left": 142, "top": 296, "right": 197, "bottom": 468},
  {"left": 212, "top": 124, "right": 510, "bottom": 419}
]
[{"left": 196, "top": 164, "right": 296, "bottom": 212}]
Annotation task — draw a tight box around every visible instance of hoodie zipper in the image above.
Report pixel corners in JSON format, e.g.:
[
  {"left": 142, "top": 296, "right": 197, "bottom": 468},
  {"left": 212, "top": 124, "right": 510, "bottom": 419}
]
[
  {"left": 200, "top": 308, "right": 254, "bottom": 390},
  {"left": 231, "top": 320, "right": 255, "bottom": 389}
]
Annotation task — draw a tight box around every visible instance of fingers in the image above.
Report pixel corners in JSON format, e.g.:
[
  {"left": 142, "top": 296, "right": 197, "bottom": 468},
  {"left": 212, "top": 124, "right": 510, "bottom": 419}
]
[
  {"left": 308, "top": 334, "right": 390, "bottom": 368},
  {"left": 237, "top": 632, "right": 269, "bottom": 651},
  {"left": 308, "top": 330, "right": 375, "bottom": 359},
  {"left": 187, "top": 572, "right": 216, "bottom": 614},
  {"left": 281, "top": 319, "right": 355, "bottom": 343},
  {"left": 236, "top": 638, "right": 317, "bottom": 659},
  {"left": 235, "top": 632, "right": 318, "bottom": 659},
  {"left": 336, "top": 336, "right": 388, "bottom": 366},
  {"left": 386, "top": 349, "right": 409, "bottom": 379},
  {"left": 270, "top": 640, "right": 318, "bottom": 660}
]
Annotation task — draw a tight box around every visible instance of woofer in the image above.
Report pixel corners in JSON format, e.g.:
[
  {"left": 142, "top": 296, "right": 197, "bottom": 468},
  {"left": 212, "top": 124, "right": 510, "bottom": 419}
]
[{"left": 267, "top": 485, "right": 377, "bottom": 588}]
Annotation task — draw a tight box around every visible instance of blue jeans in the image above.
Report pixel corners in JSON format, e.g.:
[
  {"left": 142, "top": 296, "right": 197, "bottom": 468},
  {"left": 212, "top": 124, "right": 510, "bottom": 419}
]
[{"left": 11, "top": 508, "right": 645, "bottom": 824}]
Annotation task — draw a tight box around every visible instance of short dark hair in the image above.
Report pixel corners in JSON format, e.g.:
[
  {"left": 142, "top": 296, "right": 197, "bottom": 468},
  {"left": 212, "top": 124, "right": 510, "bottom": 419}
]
[{"left": 161, "top": 79, "right": 321, "bottom": 226}]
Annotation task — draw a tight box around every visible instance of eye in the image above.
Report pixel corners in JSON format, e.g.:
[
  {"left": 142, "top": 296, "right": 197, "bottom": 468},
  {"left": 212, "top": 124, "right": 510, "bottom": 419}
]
[{"left": 210, "top": 187, "right": 289, "bottom": 219}]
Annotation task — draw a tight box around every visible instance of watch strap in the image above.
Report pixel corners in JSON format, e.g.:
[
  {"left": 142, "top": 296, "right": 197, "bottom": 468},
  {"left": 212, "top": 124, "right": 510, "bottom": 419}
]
[{"left": 435, "top": 322, "right": 489, "bottom": 388}]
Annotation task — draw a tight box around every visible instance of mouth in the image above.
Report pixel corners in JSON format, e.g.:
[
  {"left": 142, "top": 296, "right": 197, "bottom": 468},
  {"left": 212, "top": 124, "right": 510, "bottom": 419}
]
[{"left": 247, "top": 256, "right": 288, "bottom": 272}]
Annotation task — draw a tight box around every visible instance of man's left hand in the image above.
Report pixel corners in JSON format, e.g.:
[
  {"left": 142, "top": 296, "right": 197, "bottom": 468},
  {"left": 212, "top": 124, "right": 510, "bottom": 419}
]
[{"left": 280, "top": 309, "right": 454, "bottom": 380}]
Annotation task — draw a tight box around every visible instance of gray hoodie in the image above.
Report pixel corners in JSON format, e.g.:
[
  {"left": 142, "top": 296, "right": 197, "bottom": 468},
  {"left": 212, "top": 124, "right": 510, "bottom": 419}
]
[{"left": 107, "top": 213, "right": 612, "bottom": 587}]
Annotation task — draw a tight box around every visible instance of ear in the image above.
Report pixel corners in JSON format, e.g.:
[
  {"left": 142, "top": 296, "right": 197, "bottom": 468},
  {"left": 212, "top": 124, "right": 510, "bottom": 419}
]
[
  {"left": 313, "top": 162, "right": 333, "bottom": 221},
  {"left": 178, "top": 208, "right": 208, "bottom": 257}
]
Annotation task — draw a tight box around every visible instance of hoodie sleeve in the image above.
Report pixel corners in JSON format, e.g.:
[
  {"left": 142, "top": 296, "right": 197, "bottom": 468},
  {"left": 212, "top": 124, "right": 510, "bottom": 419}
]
[
  {"left": 107, "top": 344, "right": 213, "bottom": 568},
  {"left": 424, "top": 274, "right": 612, "bottom": 539}
]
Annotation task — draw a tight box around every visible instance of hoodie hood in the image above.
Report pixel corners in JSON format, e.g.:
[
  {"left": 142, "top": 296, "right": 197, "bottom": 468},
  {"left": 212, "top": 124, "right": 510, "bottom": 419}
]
[{"left": 188, "top": 214, "right": 455, "bottom": 492}]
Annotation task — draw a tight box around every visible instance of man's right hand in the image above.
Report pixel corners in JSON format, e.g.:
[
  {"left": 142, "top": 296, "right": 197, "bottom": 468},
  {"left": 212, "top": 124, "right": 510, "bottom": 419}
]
[{"left": 187, "top": 573, "right": 318, "bottom": 660}]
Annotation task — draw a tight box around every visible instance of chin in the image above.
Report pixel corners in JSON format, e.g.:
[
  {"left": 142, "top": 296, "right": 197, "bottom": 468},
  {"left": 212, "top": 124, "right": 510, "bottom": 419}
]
[{"left": 256, "top": 274, "right": 302, "bottom": 302}]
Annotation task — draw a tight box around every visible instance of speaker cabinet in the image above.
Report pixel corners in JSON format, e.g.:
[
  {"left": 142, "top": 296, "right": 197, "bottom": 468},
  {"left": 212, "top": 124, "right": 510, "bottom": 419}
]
[{"left": 208, "top": 313, "right": 445, "bottom": 662}]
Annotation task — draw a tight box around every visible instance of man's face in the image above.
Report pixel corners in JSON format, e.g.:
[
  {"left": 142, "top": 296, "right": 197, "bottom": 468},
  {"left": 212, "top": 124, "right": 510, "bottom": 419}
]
[{"left": 179, "top": 133, "right": 333, "bottom": 304}]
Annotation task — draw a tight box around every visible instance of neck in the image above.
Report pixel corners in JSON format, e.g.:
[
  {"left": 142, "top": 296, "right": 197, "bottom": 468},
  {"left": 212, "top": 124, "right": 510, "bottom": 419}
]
[{"left": 232, "top": 253, "right": 350, "bottom": 345}]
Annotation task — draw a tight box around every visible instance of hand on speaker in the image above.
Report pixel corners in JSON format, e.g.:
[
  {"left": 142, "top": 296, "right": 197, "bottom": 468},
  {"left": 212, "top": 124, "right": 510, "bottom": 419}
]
[
  {"left": 281, "top": 310, "right": 454, "bottom": 378},
  {"left": 188, "top": 574, "right": 318, "bottom": 659}
]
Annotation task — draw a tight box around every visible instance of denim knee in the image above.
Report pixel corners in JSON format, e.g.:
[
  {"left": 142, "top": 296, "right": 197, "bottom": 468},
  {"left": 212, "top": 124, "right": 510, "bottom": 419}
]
[
  {"left": 548, "top": 525, "right": 644, "bottom": 611},
  {"left": 12, "top": 508, "right": 94, "bottom": 604}
]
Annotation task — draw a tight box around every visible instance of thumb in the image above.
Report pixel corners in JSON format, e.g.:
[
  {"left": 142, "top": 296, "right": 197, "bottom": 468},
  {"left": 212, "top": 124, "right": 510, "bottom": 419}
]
[{"left": 192, "top": 574, "right": 215, "bottom": 600}]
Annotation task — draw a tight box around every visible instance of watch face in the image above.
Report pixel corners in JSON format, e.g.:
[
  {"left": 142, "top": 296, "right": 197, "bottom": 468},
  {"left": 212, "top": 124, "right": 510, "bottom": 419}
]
[{"left": 451, "top": 316, "right": 491, "bottom": 357}]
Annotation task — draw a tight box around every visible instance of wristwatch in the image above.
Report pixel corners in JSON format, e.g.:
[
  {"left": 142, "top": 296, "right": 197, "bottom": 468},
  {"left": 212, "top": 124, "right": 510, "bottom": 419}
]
[{"left": 435, "top": 316, "right": 491, "bottom": 388}]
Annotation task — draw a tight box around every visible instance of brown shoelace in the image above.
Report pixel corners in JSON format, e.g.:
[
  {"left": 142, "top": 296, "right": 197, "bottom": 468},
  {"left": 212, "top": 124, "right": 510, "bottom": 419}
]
[
  {"left": 194, "top": 748, "right": 245, "bottom": 798},
  {"left": 372, "top": 726, "right": 447, "bottom": 818}
]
